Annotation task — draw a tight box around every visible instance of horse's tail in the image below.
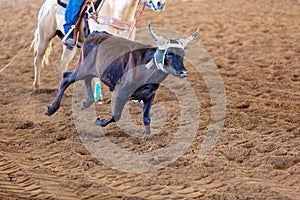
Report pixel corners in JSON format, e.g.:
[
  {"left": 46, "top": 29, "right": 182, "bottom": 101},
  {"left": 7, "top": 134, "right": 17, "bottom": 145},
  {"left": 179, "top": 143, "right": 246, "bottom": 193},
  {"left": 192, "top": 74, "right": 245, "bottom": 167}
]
[
  {"left": 30, "top": 28, "right": 38, "bottom": 52},
  {"left": 31, "top": 27, "right": 52, "bottom": 68},
  {"left": 43, "top": 41, "right": 52, "bottom": 67}
]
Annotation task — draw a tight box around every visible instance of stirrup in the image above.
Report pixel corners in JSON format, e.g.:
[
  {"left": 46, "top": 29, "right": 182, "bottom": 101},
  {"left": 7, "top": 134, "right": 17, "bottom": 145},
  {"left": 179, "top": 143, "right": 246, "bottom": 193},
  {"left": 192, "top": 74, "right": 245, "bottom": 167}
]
[{"left": 63, "top": 38, "right": 76, "bottom": 50}]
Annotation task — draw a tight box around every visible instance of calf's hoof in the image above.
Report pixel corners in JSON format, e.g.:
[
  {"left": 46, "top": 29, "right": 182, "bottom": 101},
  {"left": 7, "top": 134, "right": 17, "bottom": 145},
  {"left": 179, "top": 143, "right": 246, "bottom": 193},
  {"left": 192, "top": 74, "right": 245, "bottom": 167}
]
[
  {"left": 44, "top": 107, "right": 51, "bottom": 116},
  {"left": 95, "top": 118, "right": 110, "bottom": 127},
  {"left": 45, "top": 106, "right": 57, "bottom": 116},
  {"left": 145, "top": 125, "right": 151, "bottom": 135},
  {"left": 80, "top": 99, "right": 94, "bottom": 110}
]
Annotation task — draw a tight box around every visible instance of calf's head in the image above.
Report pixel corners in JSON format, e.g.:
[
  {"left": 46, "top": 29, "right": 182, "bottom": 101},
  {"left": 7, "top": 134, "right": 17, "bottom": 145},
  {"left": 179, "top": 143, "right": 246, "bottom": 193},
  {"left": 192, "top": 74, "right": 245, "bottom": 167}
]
[{"left": 148, "top": 22, "right": 200, "bottom": 78}]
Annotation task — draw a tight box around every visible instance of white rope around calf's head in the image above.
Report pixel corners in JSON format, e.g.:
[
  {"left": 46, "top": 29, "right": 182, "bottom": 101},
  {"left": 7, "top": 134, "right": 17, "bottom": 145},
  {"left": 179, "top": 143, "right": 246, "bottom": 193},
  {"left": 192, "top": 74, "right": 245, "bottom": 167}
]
[
  {"left": 145, "top": 40, "right": 184, "bottom": 73},
  {"left": 154, "top": 39, "right": 185, "bottom": 73},
  {"left": 156, "top": 38, "right": 185, "bottom": 50}
]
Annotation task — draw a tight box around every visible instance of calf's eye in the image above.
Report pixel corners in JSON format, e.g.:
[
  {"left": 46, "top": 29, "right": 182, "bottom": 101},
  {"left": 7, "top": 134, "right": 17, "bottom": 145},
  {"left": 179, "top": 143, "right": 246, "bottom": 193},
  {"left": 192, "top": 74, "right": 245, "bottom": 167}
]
[{"left": 166, "top": 53, "right": 173, "bottom": 60}]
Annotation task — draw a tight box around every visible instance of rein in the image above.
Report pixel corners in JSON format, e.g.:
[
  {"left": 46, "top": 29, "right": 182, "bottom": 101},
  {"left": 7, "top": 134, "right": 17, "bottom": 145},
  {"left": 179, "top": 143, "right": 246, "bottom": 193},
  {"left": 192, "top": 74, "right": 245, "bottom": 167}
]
[{"left": 129, "top": 2, "right": 146, "bottom": 39}]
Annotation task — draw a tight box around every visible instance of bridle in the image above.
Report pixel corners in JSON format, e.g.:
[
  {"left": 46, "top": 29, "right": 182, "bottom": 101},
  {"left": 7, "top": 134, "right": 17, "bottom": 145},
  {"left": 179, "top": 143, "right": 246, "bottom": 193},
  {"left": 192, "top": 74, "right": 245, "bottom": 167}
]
[
  {"left": 129, "top": 1, "right": 147, "bottom": 39},
  {"left": 141, "top": 0, "right": 153, "bottom": 8},
  {"left": 141, "top": 0, "right": 165, "bottom": 10}
]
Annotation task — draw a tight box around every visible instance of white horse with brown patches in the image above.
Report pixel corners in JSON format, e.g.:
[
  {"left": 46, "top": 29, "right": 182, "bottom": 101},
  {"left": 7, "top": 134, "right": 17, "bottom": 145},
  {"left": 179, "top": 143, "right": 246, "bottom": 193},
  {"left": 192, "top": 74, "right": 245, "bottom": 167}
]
[{"left": 32, "top": 0, "right": 166, "bottom": 93}]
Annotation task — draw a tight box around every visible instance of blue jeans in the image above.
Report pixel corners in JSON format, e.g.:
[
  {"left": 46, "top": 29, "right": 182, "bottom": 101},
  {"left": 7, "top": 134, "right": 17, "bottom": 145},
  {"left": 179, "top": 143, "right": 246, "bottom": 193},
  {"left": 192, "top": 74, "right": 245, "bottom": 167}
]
[{"left": 63, "top": 0, "right": 85, "bottom": 38}]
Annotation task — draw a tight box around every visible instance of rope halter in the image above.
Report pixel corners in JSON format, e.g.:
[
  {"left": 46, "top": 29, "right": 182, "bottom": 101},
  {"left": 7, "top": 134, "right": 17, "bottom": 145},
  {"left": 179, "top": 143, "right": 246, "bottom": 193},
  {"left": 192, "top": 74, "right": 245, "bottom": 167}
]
[{"left": 146, "top": 21, "right": 200, "bottom": 73}]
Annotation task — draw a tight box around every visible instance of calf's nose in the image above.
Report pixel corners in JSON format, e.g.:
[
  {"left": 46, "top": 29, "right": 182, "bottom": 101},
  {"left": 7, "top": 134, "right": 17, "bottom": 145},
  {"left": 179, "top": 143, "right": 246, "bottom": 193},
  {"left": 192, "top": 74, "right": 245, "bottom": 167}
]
[{"left": 180, "top": 70, "right": 188, "bottom": 78}]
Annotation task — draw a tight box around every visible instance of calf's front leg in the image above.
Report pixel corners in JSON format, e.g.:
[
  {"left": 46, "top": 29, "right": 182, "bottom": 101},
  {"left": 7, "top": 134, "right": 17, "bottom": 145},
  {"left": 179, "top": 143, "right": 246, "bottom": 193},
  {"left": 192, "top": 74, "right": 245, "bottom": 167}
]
[
  {"left": 95, "top": 117, "right": 116, "bottom": 127},
  {"left": 45, "top": 70, "right": 76, "bottom": 116},
  {"left": 142, "top": 94, "right": 155, "bottom": 135},
  {"left": 80, "top": 76, "right": 95, "bottom": 110},
  {"left": 95, "top": 90, "right": 129, "bottom": 127}
]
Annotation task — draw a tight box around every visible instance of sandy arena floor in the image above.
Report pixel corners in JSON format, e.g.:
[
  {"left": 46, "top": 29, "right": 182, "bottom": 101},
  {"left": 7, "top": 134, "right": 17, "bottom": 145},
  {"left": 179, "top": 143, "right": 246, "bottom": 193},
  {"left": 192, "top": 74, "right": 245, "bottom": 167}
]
[{"left": 0, "top": 0, "right": 299, "bottom": 199}]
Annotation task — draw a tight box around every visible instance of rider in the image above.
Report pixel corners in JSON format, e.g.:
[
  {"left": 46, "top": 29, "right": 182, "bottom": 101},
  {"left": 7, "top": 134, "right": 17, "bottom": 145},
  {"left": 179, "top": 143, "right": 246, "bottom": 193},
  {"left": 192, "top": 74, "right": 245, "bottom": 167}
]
[{"left": 63, "top": 0, "right": 86, "bottom": 48}]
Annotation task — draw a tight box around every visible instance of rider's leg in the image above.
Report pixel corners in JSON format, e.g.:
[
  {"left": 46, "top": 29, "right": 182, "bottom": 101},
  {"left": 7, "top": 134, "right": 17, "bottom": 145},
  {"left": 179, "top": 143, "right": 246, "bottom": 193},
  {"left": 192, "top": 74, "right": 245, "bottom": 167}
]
[{"left": 63, "top": 0, "right": 85, "bottom": 47}]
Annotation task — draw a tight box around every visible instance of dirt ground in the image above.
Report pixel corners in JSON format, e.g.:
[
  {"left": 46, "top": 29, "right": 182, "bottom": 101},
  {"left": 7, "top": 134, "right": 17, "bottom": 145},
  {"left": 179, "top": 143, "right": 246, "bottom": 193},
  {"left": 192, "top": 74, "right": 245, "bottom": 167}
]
[{"left": 0, "top": 0, "right": 299, "bottom": 199}]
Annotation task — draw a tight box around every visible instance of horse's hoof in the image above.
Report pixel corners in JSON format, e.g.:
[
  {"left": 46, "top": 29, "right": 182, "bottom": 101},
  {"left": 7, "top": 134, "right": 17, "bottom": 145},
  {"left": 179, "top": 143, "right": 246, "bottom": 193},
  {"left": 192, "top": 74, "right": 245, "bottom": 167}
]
[
  {"left": 95, "top": 99, "right": 104, "bottom": 105},
  {"left": 31, "top": 89, "right": 39, "bottom": 95},
  {"left": 94, "top": 96, "right": 104, "bottom": 105}
]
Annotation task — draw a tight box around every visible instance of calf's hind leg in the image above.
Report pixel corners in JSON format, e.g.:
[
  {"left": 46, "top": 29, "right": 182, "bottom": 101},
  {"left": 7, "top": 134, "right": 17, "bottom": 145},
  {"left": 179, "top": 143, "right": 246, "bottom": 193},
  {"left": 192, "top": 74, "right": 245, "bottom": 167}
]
[
  {"left": 95, "top": 91, "right": 129, "bottom": 127},
  {"left": 142, "top": 95, "right": 155, "bottom": 135},
  {"left": 80, "top": 76, "right": 95, "bottom": 110},
  {"left": 45, "top": 70, "right": 77, "bottom": 116}
]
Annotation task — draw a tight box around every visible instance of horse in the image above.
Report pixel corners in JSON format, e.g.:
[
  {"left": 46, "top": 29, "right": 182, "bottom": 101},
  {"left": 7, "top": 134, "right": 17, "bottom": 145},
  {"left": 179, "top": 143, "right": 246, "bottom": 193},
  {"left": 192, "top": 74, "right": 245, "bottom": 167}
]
[{"left": 32, "top": 0, "right": 167, "bottom": 93}]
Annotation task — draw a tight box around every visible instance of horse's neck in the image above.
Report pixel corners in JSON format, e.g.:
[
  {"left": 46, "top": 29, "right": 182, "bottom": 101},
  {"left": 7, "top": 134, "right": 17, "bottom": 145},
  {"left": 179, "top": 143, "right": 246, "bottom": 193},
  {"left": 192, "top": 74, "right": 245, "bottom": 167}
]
[{"left": 99, "top": 0, "right": 139, "bottom": 21}]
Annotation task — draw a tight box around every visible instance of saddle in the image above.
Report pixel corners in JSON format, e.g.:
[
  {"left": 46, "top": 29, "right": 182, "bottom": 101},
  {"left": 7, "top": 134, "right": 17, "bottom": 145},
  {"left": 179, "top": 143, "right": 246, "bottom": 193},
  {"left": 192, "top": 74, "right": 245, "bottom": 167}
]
[{"left": 59, "top": 0, "right": 143, "bottom": 45}]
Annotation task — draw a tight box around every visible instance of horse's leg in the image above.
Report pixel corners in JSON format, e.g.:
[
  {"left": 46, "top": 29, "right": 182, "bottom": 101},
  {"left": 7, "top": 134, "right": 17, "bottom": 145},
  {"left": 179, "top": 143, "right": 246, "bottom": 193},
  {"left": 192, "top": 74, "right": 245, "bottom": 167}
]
[
  {"left": 33, "top": 31, "right": 56, "bottom": 92},
  {"left": 33, "top": 2, "right": 57, "bottom": 92},
  {"left": 142, "top": 94, "right": 155, "bottom": 135},
  {"left": 45, "top": 70, "right": 77, "bottom": 116},
  {"left": 95, "top": 90, "right": 129, "bottom": 127},
  {"left": 80, "top": 76, "right": 95, "bottom": 110},
  {"left": 93, "top": 78, "right": 103, "bottom": 102},
  {"left": 59, "top": 46, "right": 77, "bottom": 96}
]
